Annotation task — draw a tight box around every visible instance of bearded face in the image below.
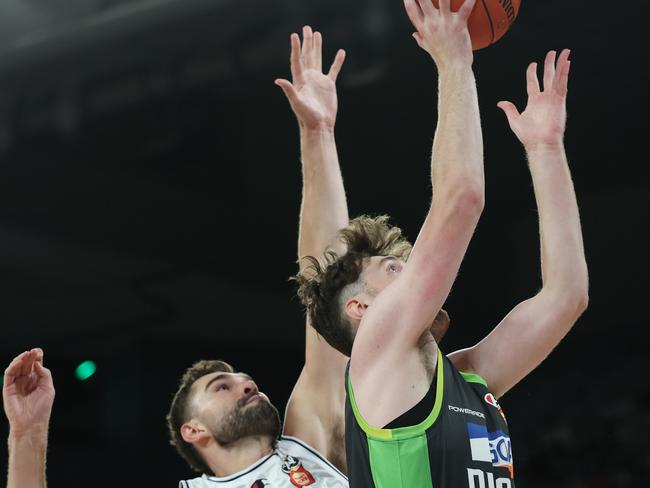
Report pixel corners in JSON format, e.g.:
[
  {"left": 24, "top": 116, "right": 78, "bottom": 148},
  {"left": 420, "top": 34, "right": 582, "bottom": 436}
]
[{"left": 206, "top": 393, "right": 281, "bottom": 445}]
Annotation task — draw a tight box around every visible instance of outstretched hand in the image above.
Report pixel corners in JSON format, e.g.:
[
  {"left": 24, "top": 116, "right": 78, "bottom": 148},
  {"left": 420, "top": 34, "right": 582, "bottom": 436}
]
[
  {"left": 403, "top": 0, "right": 476, "bottom": 69},
  {"left": 498, "top": 49, "right": 571, "bottom": 150},
  {"left": 3, "top": 348, "right": 55, "bottom": 437},
  {"left": 275, "top": 26, "right": 346, "bottom": 131}
]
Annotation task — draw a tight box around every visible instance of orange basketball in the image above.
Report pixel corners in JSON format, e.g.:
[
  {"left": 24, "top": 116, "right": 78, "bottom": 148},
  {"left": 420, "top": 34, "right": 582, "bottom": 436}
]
[{"left": 432, "top": 0, "right": 522, "bottom": 50}]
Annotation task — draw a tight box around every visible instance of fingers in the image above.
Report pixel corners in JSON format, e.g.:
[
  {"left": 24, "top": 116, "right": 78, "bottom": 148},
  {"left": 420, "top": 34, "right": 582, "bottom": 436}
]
[
  {"left": 301, "top": 26, "right": 314, "bottom": 68},
  {"left": 458, "top": 0, "right": 477, "bottom": 21},
  {"left": 289, "top": 33, "right": 303, "bottom": 82},
  {"left": 328, "top": 49, "right": 346, "bottom": 82},
  {"left": 4, "top": 351, "right": 29, "bottom": 388},
  {"left": 32, "top": 348, "right": 44, "bottom": 363},
  {"left": 417, "top": 0, "right": 438, "bottom": 17},
  {"left": 553, "top": 48, "right": 571, "bottom": 97},
  {"left": 33, "top": 361, "right": 53, "bottom": 385},
  {"left": 275, "top": 78, "right": 300, "bottom": 106},
  {"left": 404, "top": 0, "right": 424, "bottom": 30},
  {"left": 497, "top": 101, "right": 520, "bottom": 124},
  {"left": 3, "top": 350, "right": 39, "bottom": 388},
  {"left": 291, "top": 26, "right": 329, "bottom": 75},
  {"left": 412, "top": 32, "right": 426, "bottom": 50},
  {"left": 526, "top": 62, "right": 540, "bottom": 97},
  {"left": 20, "top": 350, "right": 37, "bottom": 377},
  {"left": 313, "top": 31, "right": 323, "bottom": 72},
  {"left": 438, "top": 0, "right": 451, "bottom": 16},
  {"left": 542, "top": 50, "right": 556, "bottom": 92}
]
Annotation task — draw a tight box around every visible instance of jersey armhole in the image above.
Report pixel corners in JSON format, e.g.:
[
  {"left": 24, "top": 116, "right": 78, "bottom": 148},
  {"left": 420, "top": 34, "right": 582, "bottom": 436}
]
[
  {"left": 459, "top": 370, "right": 488, "bottom": 388},
  {"left": 347, "top": 348, "right": 445, "bottom": 441}
]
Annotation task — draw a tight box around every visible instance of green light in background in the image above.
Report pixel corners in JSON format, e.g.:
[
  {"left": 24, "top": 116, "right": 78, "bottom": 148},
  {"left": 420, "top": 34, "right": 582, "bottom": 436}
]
[{"left": 75, "top": 360, "right": 97, "bottom": 381}]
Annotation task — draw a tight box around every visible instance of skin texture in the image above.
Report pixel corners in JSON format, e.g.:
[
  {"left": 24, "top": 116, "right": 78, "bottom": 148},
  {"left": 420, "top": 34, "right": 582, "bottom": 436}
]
[
  {"left": 276, "top": 26, "right": 350, "bottom": 473},
  {"left": 347, "top": 44, "right": 587, "bottom": 433},
  {"left": 179, "top": 26, "right": 351, "bottom": 477},
  {"left": 180, "top": 371, "right": 281, "bottom": 476},
  {"left": 349, "top": 0, "right": 485, "bottom": 428},
  {"left": 449, "top": 49, "right": 589, "bottom": 397},
  {"left": 3, "top": 348, "right": 55, "bottom": 488}
]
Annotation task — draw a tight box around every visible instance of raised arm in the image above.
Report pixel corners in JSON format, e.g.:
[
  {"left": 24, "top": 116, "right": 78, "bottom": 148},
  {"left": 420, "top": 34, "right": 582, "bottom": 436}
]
[
  {"left": 449, "top": 49, "right": 589, "bottom": 398},
  {"left": 353, "top": 0, "right": 483, "bottom": 364},
  {"left": 3, "top": 348, "right": 55, "bottom": 488},
  {"left": 275, "top": 26, "right": 349, "bottom": 467}
]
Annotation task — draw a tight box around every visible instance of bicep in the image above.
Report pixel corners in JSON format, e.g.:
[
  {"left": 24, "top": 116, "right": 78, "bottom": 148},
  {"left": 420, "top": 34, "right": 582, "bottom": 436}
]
[
  {"left": 284, "top": 368, "right": 346, "bottom": 466},
  {"left": 453, "top": 290, "right": 583, "bottom": 398},
  {"left": 304, "top": 318, "right": 348, "bottom": 384}
]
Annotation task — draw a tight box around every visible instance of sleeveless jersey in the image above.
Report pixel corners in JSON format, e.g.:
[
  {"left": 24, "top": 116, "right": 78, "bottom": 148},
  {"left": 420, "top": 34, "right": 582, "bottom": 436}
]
[
  {"left": 345, "top": 349, "right": 515, "bottom": 488},
  {"left": 179, "top": 436, "right": 348, "bottom": 488}
]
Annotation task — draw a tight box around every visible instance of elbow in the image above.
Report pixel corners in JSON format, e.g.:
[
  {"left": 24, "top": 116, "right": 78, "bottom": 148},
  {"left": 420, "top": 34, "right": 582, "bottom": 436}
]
[
  {"left": 544, "top": 284, "right": 589, "bottom": 320},
  {"left": 575, "top": 289, "right": 589, "bottom": 316},
  {"left": 445, "top": 181, "right": 485, "bottom": 218},
  {"left": 569, "top": 271, "right": 590, "bottom": 317}
]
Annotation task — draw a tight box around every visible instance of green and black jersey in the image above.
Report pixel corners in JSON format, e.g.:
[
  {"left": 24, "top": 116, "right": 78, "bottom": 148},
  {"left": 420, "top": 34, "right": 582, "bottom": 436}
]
[{"left": 345, "top": 349, "right": 515, "bottom": 487}]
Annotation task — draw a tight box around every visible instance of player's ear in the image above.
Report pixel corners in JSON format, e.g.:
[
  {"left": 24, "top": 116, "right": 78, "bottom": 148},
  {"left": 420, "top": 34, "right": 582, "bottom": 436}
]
[
  {"left": 181, "top": 420, "right": 211, "bottom": 445},
  {"left": 345, "top": 296, "right": 368, "bottom": 322}
]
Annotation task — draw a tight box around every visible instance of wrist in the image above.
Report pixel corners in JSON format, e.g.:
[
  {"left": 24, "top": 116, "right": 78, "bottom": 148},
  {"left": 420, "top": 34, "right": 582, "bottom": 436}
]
[
  {"left": 437, "top": 62, "right": 475, "bottom": 86},
  {"left": 525, "top": 141, "right": 566, "bottom": 155},
  {"left": 299, "top": 123, "right": 335, "bottom": 135},
  {"left": 435, "top": 56, "right": 474, "bottom": 74},
  {"left": 9, "top": 424, "right": 49, "bottom": 443}
]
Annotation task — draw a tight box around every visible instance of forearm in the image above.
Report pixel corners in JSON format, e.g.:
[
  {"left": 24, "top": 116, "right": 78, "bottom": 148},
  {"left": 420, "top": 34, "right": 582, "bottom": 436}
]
[
  {"left": 7, "top": 431, "right": 47, "bottom": 488},
  {"left": 431, "top": 66, "right": 484, "bottom": 199},
  {"left": 297, "top": 129, "right": 349, "bottom": 398},
  {"left": 298, "top": 127, "right": 349, "bottom": 265},
  {"left": 527, "top": 144, "right": 588, "bottom": 302}
]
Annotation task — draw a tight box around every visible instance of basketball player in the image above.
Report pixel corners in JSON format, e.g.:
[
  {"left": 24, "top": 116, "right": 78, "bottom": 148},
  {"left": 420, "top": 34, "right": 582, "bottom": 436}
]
[
  {"left": 169, "top": 23, "right": 454, "bottom": 487},
  {"left": 1, "top": 29, "right": 351, "bottom": 488},
  {"left": 295, "top": 0, "right": 588, "bottom": 486},
  {"left": 166, "top": 27, "right": 353, "bottom": 488},
  {"left": 3, "top": 348, "right": 55, "bottom": 488}
]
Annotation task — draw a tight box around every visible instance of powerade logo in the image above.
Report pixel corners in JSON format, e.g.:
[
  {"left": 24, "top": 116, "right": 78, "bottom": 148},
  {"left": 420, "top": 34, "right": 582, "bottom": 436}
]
[{"left": 467, "top": 423, "right": 514, "bottom": 478}]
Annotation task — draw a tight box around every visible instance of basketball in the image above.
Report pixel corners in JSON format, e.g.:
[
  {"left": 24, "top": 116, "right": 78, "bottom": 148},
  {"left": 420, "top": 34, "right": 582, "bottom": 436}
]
[{"left": 432, "top": 0, "right": 521, "bottom": 50}]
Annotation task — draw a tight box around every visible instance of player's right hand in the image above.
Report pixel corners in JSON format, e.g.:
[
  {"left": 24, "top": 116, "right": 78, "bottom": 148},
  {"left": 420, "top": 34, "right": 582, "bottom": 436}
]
[
  {"left": 3, "top": 348, "right": 55, "bottom": 438},
  {"left": 275, "top": 26, "right": 346, "bottom": 131},
  {"left": 404, "top": 0, "right": 476, "bottom": 69}
]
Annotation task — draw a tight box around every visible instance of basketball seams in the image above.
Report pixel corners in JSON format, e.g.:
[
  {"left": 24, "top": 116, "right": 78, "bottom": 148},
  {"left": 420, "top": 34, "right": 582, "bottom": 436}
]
[{"left": 479, "top": 0, "right": 496, "bottom": 46}]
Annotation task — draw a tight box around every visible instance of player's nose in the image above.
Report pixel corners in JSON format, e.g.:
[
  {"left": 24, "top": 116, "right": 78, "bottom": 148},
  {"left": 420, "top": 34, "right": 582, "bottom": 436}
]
[{"left": 242, "top": 379, "right": 259, "bottom": 396}]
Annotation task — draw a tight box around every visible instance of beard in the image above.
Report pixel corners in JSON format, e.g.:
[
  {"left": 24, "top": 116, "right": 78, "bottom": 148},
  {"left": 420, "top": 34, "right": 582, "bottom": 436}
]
[{"left": 209, "top": 396, "right": 281, "bottom": 446}]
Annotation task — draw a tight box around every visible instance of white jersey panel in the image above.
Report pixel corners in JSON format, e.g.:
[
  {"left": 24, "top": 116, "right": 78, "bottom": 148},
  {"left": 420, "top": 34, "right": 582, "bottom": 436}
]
[{"left": 179, "top": 436, "right": 348, "bottom": 488}]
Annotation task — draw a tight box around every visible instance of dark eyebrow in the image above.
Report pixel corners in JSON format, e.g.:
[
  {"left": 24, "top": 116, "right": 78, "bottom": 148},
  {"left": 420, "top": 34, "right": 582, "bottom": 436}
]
[
  {"left": 204, "top": 372, "right": 252, "bottom": 392},
  {"left": 204, "top": 373, "right": 230, "bottom": 392}
]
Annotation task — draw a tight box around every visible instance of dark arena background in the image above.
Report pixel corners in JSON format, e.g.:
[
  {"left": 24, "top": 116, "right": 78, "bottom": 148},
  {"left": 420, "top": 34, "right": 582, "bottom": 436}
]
[{"left": 1, "top": 0, "right": 648, "bottom": 486}]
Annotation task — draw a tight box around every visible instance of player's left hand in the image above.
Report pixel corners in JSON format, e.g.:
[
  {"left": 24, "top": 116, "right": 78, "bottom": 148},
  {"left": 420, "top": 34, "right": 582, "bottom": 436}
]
[
  {"left": 3, "top": 348, "right": 55, "bottom": 438},
  {"left": 497, "top": 49, "right": 571, "bottom": 151}
]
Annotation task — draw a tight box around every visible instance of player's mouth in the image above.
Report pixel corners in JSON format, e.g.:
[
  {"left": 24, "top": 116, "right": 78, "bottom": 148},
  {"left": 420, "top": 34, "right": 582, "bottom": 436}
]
[{"left": 242, "top": 393, "right": 262, "bottom": 406}]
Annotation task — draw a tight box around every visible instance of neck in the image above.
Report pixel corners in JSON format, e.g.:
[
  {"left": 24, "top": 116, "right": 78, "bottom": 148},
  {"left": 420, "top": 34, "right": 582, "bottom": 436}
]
[{"left": 204, "top": 435, "right": 276, "bottom": 478}]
